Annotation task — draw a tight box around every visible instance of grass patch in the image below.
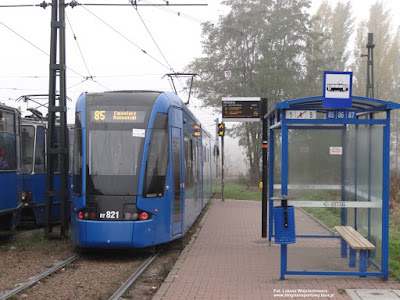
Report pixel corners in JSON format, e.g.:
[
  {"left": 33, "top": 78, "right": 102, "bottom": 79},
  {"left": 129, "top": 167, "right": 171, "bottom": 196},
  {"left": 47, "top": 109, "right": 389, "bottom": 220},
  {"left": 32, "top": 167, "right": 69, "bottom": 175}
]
[
  {"left": 159, "top": 263, "right": 174, "bottom": 281},
  {"left": 214, "top": 181, "right": 261, "bottom": 201},
  {"left": 0, "top": 230, "right": 47, "bottom": 252},
  {"left": 389, "top": 210, "right": 400, "bottom": 281},
  {"left": 303, "top": 207, "right": 341, "bottom": 229}
]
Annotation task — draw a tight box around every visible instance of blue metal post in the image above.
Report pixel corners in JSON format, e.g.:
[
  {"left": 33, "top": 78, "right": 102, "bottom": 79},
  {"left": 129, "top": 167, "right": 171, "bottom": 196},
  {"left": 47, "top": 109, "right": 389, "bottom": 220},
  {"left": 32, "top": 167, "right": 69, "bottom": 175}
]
[
  {"left": 281, "top": 244, "right": 287, "bottom": 280},
  {"left": 368, "top": 113, "right": 373, "bottom": 242},
  {"left": 268, "top": 130, "right": 275, "bottom": 242},
  {"left": 349, "top": 248, "right": 357, "bottom": 268},
  {"left": 354, "top": 125, "right": 359, "bottom": 229},
  {"left": 382, "top": 111, "right": 390, "bottom": 280},
  {"left": 341, "top": 127, "right": 347, "bottom": 258},
  {"left": 359, "top": 250, "right": 368, "bottom": 273},
  {"left": 281, "top": 121, "right": 288, "bottom": 205},
  {"left": 280, "top": 115, "right": 289, "bottom": 279}
]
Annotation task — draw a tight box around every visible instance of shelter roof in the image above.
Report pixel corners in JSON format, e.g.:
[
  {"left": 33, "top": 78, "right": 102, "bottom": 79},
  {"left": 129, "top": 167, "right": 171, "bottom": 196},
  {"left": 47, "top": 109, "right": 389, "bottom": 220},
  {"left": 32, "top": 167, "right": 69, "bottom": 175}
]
[{"left": 266, "top": 96, "right": 400, "bottom": 118}]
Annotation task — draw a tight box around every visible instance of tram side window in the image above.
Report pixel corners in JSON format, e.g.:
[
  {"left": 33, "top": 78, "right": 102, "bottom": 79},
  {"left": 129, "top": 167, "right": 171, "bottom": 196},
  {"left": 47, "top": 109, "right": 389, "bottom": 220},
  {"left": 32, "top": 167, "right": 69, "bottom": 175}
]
[
  {"left": 184, "top": 136, "right": 194, "bottom": 189},
  {"left": 0, "top": 111, "right": 15, "bottom": 133},
  {"left": 21, "top": 125, "right": 35, "bottom": 173},
  {"left": 35, "top": 126, "right": 46, "bottom": 173},
  {"left": 73, "top": 114, "right": 82, "bottom": 196},
  {"left": 143, "top": 114, "right": 168, "bottom": 198},
  {"left": 0, "top": 111, "right": 18, "bottom": 171}
]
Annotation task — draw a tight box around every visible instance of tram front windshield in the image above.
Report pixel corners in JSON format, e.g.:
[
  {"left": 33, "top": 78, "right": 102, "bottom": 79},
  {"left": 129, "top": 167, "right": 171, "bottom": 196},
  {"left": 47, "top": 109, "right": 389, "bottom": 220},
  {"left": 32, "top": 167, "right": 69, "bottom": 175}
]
[{"left": 86, "top": 106, "right": 150, "bottom": 196}]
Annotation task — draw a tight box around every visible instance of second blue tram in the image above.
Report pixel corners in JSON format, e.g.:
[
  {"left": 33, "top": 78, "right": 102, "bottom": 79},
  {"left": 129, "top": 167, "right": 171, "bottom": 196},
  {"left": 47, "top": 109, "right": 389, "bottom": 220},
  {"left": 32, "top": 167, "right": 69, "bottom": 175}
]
[
  {"left": 20, "top": 118, "right": 74, "bottom": 226},
  {"left": 71, "top": 91, "right": 219, "bottom": 248},
  {"left": 0, "top": 104, "right": 22, "bottom": 230}
]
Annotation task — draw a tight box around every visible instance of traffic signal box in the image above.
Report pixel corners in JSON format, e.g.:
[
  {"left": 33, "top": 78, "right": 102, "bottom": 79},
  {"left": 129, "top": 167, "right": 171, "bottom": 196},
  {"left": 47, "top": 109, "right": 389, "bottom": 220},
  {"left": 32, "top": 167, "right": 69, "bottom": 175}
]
[{"left": 218, "top": 123, "right": 225, "bottom": 137}]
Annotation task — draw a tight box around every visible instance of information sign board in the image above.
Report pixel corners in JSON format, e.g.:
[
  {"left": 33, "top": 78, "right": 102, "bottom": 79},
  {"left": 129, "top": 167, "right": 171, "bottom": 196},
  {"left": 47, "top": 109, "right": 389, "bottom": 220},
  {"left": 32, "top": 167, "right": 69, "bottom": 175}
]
[
  {"left": 222, "top": 97, "right": 260, "bottom": 122},
  {"left": 323, "top": 71, "right": 353, "bottom": 108}
]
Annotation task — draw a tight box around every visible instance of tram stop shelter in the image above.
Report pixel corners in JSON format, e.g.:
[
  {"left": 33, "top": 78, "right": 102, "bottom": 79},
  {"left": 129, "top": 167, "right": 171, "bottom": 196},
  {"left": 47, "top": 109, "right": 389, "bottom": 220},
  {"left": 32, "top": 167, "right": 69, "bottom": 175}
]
[{"left": 266, "top": 95, "right": 400, "bottom": 279}]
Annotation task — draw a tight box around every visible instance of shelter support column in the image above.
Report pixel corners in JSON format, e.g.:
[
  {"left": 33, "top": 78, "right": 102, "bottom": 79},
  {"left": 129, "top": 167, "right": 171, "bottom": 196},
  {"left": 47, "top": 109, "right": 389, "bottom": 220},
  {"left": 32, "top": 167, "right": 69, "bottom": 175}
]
[
  {"left": 280, "top": 119, "right": 289, "bottom": 280},
  {"left": 268, "top": 129, "right": 274, "bottom": 242},
  {"left": 382, "top": 113, "right": 391, "bottom": 280}
]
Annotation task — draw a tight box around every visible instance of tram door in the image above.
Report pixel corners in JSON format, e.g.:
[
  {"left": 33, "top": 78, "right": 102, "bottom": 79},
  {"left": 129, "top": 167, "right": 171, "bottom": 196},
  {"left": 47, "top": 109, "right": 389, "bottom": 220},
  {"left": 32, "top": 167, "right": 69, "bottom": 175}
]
[{"left": 169, "top": 108, "right": 184, "bottom": 236}]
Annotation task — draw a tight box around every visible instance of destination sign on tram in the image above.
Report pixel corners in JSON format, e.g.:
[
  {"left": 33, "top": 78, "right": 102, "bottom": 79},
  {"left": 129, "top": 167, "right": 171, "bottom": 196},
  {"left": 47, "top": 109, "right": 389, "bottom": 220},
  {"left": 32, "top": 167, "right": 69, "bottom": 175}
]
[
  {"left": 91, "top": 110, "right": 145, "bottom": 123},
  {"left": 222, "top": 97, "right": 260, "bottom": 122}
]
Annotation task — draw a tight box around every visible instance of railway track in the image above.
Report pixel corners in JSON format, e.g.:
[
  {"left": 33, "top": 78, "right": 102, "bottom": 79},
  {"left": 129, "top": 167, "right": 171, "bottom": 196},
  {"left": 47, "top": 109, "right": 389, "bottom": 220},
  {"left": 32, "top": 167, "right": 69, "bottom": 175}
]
[
  {"left": 0, "top": 247, "right": 162, "bottom": 300},
  {"left": 0, "top": 254, "right": 79, "bottom": 300},
  {"left": 108, "top": 247, "right": 162, "bottom": 300}
]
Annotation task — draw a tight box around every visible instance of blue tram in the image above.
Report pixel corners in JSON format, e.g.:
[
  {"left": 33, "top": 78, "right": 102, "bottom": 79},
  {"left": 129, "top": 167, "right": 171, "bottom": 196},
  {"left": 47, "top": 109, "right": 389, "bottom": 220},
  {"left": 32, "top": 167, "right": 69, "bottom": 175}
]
[
  {"left": 0, "top": 104, "right": 22, "bottom": 230},
  {"left": 20, "top": 116, "right": 74, "bottom": 226},
  {"left": 71, "top": 91, "right": 219, "bottom": 248}
]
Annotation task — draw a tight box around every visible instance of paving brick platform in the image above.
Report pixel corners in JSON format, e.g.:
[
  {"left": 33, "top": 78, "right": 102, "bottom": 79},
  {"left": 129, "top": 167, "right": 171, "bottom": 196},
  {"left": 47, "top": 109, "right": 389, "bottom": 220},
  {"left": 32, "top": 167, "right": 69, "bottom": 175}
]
[{"left": 153, "top": 200, "right": 400, "bottom": 300}]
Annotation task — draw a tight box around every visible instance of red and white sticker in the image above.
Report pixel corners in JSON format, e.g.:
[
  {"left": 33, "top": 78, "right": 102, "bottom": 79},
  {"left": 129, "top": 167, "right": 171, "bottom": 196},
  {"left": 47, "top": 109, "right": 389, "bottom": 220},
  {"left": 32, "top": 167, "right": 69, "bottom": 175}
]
[{"left": 329, "top": 147, "right": 342, "bottom": 155}]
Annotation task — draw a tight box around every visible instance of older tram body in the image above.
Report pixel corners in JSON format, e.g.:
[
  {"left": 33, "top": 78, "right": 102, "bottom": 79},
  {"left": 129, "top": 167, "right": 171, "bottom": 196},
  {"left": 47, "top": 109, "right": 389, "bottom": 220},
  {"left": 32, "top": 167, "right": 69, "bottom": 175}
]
[
  {"left": 0, "top": 104, "right": 22, "bottom": 230},
  {"left": 20, "top": 118, "right": 74, "bottom": 226},
  {"left": 71, "top": 91, "right": 219, "bottom": 248}
]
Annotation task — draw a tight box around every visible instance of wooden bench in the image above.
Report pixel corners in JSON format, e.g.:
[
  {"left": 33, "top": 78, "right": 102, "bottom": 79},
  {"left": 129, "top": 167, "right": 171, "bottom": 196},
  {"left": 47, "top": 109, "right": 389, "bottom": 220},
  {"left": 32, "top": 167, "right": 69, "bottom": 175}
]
[{"left": 334, "top": 226, "right": 375, "bottom": 272}]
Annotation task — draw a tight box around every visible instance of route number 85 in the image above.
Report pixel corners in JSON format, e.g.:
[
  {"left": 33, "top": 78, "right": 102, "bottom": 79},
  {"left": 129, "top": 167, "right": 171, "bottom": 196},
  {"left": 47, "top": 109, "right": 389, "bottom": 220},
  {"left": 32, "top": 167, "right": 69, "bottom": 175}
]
[{"left": 94, "top": 110, "right": 105, "bottom": 121}]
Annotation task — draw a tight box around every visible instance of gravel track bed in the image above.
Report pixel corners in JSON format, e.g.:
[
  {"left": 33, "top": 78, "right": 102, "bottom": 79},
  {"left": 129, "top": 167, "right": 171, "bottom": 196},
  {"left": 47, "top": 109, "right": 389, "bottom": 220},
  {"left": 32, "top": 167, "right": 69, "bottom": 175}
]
[
  {"left": 0, "top": 232, "right": 75, "bottom": 294},
  {"left": 0, "top": 203, "right": 210, "bottom": 300},
  {"left": 0, "top": 231, "right": 183, "bottom": 300},
  {"left": 22, "top": 249, "right": 151, "bottom": 300}
]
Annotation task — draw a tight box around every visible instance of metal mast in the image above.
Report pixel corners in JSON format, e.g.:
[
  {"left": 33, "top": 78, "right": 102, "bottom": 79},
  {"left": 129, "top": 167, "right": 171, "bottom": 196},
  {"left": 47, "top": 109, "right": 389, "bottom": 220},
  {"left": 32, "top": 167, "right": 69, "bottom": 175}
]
[
  {"left": 45, "top": 0, "right": 69, "bottom": 238},
  {"left": 366, "top": 33, "right": 375, "bottom": 98}
]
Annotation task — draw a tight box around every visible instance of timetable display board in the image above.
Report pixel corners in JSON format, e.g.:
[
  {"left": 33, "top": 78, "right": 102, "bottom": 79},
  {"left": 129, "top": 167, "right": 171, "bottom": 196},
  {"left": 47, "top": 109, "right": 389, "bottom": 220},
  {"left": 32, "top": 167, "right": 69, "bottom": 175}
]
[{"left": 222, "top": 97, "right": 261, "bottom": 122}]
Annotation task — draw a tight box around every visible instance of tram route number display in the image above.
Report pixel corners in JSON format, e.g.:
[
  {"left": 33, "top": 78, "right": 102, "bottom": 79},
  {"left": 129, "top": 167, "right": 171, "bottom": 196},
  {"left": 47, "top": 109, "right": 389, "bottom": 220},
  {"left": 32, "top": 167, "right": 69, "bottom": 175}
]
[
  {"left": 91, "top": 110, "right": 145, "bottom": 123},
  {"left": 222, "top": 97, "right": 260, "bottom": 122},
  {"left": 285, "top": 110, "right": 316, "bottom": 119},
  {"left": 326, "top": 110, "right": 356, "bottom": 120}
]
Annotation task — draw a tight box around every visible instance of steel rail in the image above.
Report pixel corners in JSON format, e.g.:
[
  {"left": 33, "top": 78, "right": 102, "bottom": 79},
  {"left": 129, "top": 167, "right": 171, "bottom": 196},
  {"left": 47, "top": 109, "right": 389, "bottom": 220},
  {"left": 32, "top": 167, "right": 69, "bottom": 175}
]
[
  {"left": 0, "top": 254, "right": 79, "bottom": 300},
  {"left": 108, "top": 248, "right": 162, "bottom": 300}
]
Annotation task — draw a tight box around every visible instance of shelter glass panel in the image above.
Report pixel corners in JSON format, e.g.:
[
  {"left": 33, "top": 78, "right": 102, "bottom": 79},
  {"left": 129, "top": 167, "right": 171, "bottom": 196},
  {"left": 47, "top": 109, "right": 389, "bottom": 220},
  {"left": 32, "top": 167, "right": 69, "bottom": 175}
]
[
  {"left": 273, "top": 131, "right": 282, "bottom": 197},
  {"left": 344, "top": 125, "right": 383, "bottom": 266},
  {"left": 287, "top": 129, "right": 342, "bottom": 200}
]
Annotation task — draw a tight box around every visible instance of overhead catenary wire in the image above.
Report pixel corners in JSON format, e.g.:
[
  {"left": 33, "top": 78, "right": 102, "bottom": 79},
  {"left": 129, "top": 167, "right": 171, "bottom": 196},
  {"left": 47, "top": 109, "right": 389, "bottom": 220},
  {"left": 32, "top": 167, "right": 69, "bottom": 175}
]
[
  {"left": 142, "top": 0, "right": 205, "bottom": 24},
  {"left": 0, "top": 21, "right": 110, "bottom": 91},
  {"left": 66, "top": 12, "right": 93, "bottom": 78},
  {"left": 0, "top": 1, "right": 209, "bottom": 97},
  {"left": 133, "top": 6, "right": 174, "bottom": 72},
  {"left": 80, "top": 4, "right": 173, "bottom": 72},
  {"left": 64, "top": 12, "right": 110, "bottom": 91},
  {"left": 0, "top": 22, "right": 49, "bottom": 57},
  {"left": 130, "top": 4, "right": 191, "bottom": 96},
  {"left": 0, "top": 4, "right": 44, "bottom": 8},
  {"left": 68, "top": 2, "right": 207, "bottom": 7}
]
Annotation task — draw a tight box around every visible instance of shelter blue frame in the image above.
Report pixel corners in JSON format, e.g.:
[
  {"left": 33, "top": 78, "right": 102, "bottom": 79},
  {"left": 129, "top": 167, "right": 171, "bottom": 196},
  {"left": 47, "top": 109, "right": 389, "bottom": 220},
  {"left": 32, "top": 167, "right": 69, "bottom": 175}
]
[{"left": 266, "top": 96, "right": 400, "bottom": 279}]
